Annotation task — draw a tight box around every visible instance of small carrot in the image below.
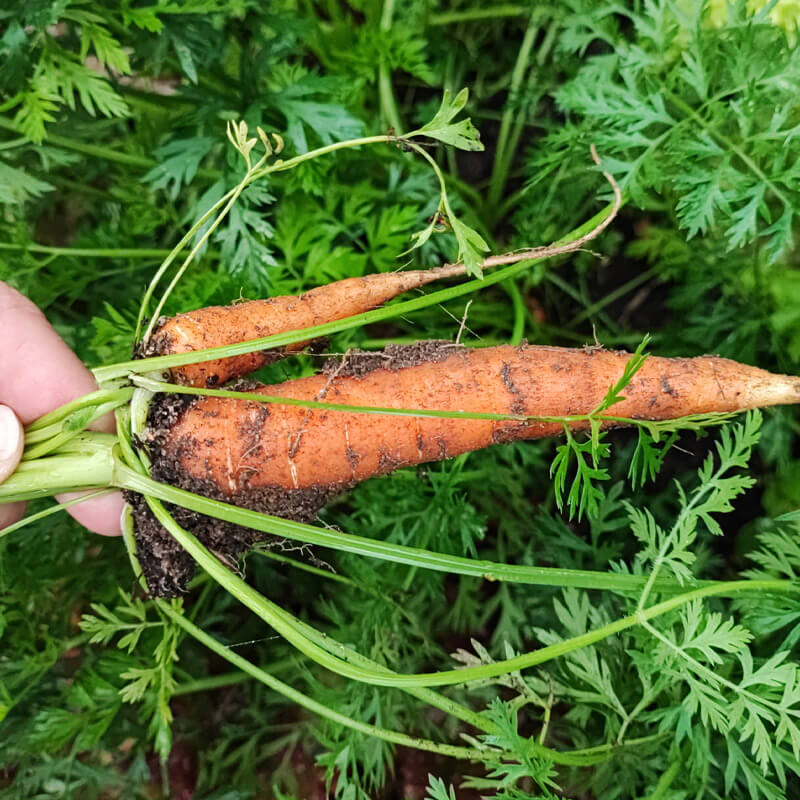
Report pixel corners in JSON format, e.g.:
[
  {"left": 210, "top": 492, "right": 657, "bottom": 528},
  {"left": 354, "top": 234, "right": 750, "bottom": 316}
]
[
  {"left": 144, "top": 265, "right": 467, "bottom": 387},
  {"left": 148, "top": 343, "right": 800, "bottom": 516},
  {"left": 143, "top": 153, "right": 622, "bottom": 388}
]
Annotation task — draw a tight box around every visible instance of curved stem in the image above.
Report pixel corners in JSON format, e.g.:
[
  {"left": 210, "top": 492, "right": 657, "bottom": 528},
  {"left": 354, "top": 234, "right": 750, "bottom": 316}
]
[
  {"left": 26, "top": 388, "right": 132, "bottom": 432},
  {"left": 251, "top": 135, "right": 394, "bottom": 181},
  {"left": 143, "top": 177, "right": 251, "bottom": 342},
  {"left": 138, "top": 134, "right": 397, "bottom": 345},
  {"left": 23, "top": 399, "right": 128, "bottom": 460},
  {"left": 133, "top": 493, "right": 796, "bottom": 690},
  {"left": 137, "top": 492, "right": 676, "bottom": 765},
  {"left": 136, "top": 186, "right": 240, "bottom": 342},
  {"left": 157, "top": 599, "right": 494, "bottom": 762}
]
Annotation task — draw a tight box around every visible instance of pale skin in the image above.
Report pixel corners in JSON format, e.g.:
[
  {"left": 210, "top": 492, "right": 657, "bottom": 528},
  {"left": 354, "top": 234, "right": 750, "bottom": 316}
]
[{"left": 0, "top": 282, "right": 123, "bottom": 535}]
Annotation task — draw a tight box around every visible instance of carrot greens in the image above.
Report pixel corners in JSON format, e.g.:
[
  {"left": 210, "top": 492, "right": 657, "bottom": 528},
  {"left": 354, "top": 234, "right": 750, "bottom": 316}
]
[{"left": 3, "top": 3, "right": 800, "bottom": 799}]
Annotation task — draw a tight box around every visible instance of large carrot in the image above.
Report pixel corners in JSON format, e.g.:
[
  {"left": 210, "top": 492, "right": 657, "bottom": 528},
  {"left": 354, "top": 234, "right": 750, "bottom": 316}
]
[{"left": 147, "top": 343, "right": 800, "bottom": 518}]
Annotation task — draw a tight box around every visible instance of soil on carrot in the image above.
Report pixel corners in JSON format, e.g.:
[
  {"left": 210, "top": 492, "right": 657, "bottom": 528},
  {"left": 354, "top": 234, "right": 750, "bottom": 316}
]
[
  {"left": 321, "top": 340, "right": 464, "bottom": 377},
  {"left": 136, "top": 390, "right": 350, "bottom": 596}
]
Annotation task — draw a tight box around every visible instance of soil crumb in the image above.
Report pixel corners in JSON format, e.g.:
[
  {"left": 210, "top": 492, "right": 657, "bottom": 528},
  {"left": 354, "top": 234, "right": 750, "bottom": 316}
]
[{"left": 322, "top": 341, "right": 463, "bottom": 378}]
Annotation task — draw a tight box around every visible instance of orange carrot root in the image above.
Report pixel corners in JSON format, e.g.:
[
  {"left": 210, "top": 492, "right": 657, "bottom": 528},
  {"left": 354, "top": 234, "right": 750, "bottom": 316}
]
[
  {"left": 143, "top": 268, "right": 464, "bottom": 387},
  {"left": 149, "top": 343, "right": 800, "bottom": 508},
  {"left": 143, "top": 146, "right": 623, "bottom": 389}
]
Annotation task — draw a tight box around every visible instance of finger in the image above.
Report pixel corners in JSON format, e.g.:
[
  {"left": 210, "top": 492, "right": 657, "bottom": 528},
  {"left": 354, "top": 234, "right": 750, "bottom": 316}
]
[
  {"left": 57, "top": 490, "right": 126, "bottom": 537},
  {"left": 0, "top": 501, "right": 26, "bottom": 530},
  {"left": 0, "top": 404, "right": 25, "bottom": 528},
  {"left": 0, "top": 404, "right": 24, "bottom": 483},
  {"left": 0, "top": 283, "right": 123, "bottom": 535},
  {"left": 0, "top": 283, "right": 114, "bottom": 428}
]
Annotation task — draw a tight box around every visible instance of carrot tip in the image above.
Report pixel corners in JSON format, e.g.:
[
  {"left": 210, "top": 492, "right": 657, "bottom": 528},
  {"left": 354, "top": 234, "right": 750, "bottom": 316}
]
[{"left": 745, "top": 374, "right": 800, "bottom": 410}]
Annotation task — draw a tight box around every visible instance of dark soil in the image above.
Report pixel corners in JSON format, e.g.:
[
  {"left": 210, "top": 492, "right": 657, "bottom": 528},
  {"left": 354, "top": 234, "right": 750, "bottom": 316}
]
[{"left": 322, "top": 340, "right": 464, "bottom": 378}]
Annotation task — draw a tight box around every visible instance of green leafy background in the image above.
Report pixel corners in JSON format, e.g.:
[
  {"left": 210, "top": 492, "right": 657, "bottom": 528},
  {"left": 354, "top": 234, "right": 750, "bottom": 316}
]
[{"left": 3, "top": 1, "right": 800, "bottom": 798}]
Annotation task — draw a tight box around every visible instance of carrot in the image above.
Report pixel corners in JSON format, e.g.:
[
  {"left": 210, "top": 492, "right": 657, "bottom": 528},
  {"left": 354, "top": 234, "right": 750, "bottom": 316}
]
[
  {"left": 148, "top": 343, "right": 800, "bottom": 517},
  {"left": 144, "top": 265, "right": 467, "bottom": 387},
  {"left": 142, "top": 157, "right": 622, "bottom": 389}
]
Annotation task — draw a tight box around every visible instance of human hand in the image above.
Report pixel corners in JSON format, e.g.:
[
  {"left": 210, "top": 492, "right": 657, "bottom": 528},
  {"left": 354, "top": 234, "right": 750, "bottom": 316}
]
[{"left": 0, "top": 282, "right": 124, "bottom": 535}]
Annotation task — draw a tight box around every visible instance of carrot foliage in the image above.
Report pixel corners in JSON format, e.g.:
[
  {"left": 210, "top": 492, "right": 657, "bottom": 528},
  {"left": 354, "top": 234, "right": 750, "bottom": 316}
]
[{"left": 3, "top": 2, "right": 800, "bottom": 800}]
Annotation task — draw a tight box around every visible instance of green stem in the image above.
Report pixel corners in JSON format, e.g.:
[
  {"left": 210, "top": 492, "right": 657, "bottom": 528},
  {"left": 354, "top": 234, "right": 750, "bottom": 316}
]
[
  {"left": 645, "top": 760, "right": 681, "bottom": 800},
  {"left": 0, "top": 136, "right": 27, "bottom": 151},
  {"left": 636, "top": 455, "right": 730, "bottom": 612},
  {"left": 0, "top": 445, "right": 117, "bottom": 503},
  {"left": 118, "top": 465, "right": 718, "bottom": 596},
  {"left": 128, "top": 374, "right": 735, "bottom": 440},
  {"left": 116, "top": 431, "right": 733, "bottom": 767},
  {"left": 504, "top": 278, "right": 526, "bottom": 345},
  {"left": 22, "top": 400, "right": 126, "bottom": 460},
  {"left": 119, "top": 429, "right": 502, "bottom": 744},
  {"left": 156, "top": 599, "right": 492, "bottom": 761},
  {"left": 143, "top": 173, "right": 252, "bottom": 341},
  {"left": 172, "top": 670, "right": 253, "bottom": 695},
  {"left": 569, "top": 265, "right": 661, "bottom": 327},
  {"left": 0, "top": 116, "right": 217, "bottom": 180},
  {"left": 357, "top": 336, "right": 506, "bottom": 349},
  {"left": 137, "top": 134, "right": 397, "bottom": 345},
  {"left": 0, "top": 243, "right": 171, "bottom": 258},
  {"left": 488, "top": 23, "right": 558, "bottom": 226},
  {"left": 151, "top": 502, "right": 498, "bottom": 756},
  {"left": 137, "top": 184, "right": 241, "bottom": 342},
  {"left": 251, "top": 135, "right": 394, "bottom": 181},
  {"left": 0, "top": 489, "right": 114, "bottom": 539},
  {"left": 285, "top": 603, "right": 627, "bottom": 767},
  {"left": 172, "top": 657, "right": 297, "bottom": 695},
  {"left": 486, "top": 16, "right": 538, "bottom": 214},
  {"left": 26, "top": 388, "right": 132, "bottom": 432},
  {"left": 140, "top": 496, "right": 794, "bottom": 691},
  {"left": 142, "top": 495, "right": 649, "bottom": 765},
  {"left": 428, "top": 6, "right": 528, "bottom": 25},
  {"left": 130, "top": 374, "right": 525, "bottom": 421},
  {"left": 379, "top": 0, "right": 404, "bottom": 134},
  {"left": 255, "top": 548, "right": 353, "bottom": 585}
]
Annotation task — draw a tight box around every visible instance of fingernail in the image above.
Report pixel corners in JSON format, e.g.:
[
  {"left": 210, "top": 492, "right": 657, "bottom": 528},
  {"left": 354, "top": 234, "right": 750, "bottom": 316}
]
[{"left": 0, "top": 405, "right": 24, "bottom": 483}]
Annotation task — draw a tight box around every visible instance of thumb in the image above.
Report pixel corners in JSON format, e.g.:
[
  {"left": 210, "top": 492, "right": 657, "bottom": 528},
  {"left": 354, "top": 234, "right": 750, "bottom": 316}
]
[
  {"left": 0, "top": 404, "right": 24, "bottom": 484},
  {"left": 0, "top": 404, "right": 25, "bottom": 530}
]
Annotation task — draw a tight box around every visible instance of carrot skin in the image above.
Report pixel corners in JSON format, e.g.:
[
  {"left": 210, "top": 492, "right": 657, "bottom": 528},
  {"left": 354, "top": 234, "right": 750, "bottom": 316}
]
[
  {"left": 154, "top": 344, "right": 800, "bottom": 498},
  {"left": 145, "top": 268, "right": 462, "bottom": 387}
]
